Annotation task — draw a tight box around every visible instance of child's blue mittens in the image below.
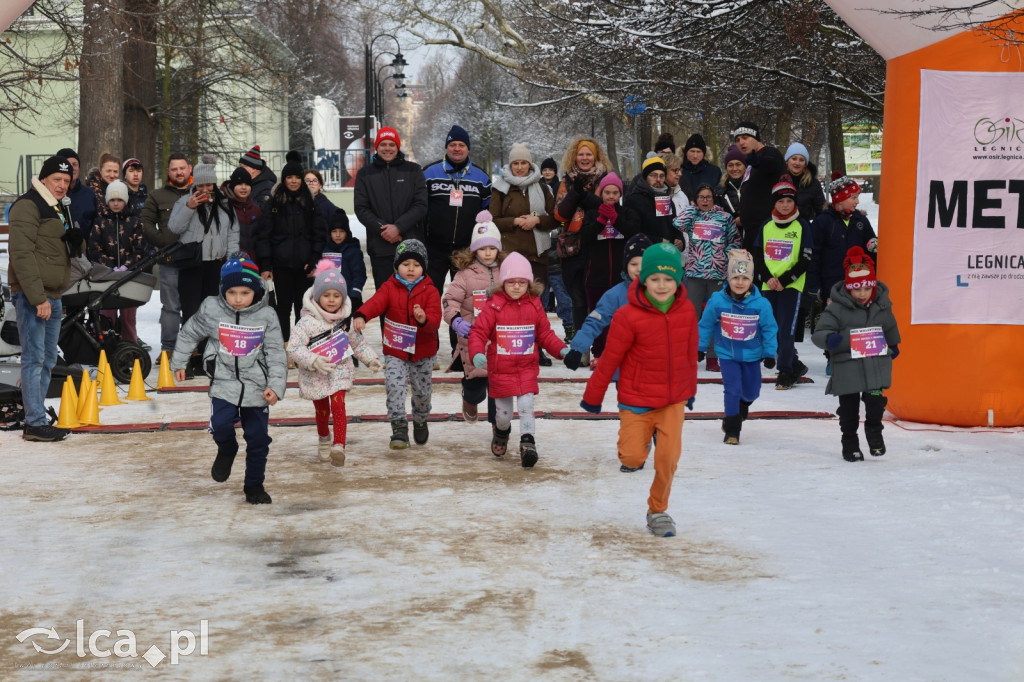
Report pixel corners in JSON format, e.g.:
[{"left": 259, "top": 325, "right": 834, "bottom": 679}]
[
  {"left": 472, "top": 353, "right": 487, "bottom": 368},
  {"left": 579, "top": 400, "right": 601, "bottom": 414},
  {"left": 826, "top": 333, "right": 843, "bottom": 350},
  {"left": 686, "top": 396, "right": 695, "bottom": 410},
  {"left": 889, "top": 344, "right": 900, "bottom": 359}
]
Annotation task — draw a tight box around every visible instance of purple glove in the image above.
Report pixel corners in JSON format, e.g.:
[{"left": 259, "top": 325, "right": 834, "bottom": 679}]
[{"left": 451, "top": 316, "right": 472, "bottom": 338}]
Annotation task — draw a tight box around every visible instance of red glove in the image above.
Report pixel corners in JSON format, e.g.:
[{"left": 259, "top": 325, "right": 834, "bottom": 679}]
[{"left": 597, "top": 202, "right": 618, "bottom": 225}]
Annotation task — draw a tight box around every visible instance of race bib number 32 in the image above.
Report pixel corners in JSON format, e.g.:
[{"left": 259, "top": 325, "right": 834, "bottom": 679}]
[
  {"left": 720, "top": 313, "right": 759, "bottom": 342},
  {"left": 849, "top": 326, "right": 887, "bottom": 359},
  {"left": 383, "top": 318, "right": 418, "bottom": 353},
  {"left": 495, "top": 325, "right": 535, "bottom": 355},
  {"left": 218, "top": 323, "right": 265, "bottom": 357}
]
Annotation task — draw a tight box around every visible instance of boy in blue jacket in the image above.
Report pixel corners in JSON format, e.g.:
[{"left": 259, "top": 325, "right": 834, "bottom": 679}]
[
  {"left": 698, "top": 249, "right": 778, "bottom": 444},
  {"left": 563, "top": 234, "right": 652, "bottom": 370}
]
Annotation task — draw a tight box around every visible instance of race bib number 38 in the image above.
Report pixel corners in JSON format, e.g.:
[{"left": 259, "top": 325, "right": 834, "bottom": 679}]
[
  {"left": 720, "top": 313, "right": 759, "bottom": 342},
  {"left": 219, "top": 323, "right": 265, "bottom": 357},
  {"left": 383, "top": 318, "right": 418, "bottom": 353},
  {"left": 495, "top": 325, "right": 535, "bottom": 355},
  {"left": 849, "top": 326, "right": 887, "bottom": 359}
]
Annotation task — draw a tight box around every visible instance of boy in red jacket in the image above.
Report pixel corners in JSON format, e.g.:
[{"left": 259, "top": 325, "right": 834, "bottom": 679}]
[
  {"left": 581, "top": 242, "right": 698, "bottom": 537},
  {"left": 352, "top": 239, "right": 442, "bottom": 448}
]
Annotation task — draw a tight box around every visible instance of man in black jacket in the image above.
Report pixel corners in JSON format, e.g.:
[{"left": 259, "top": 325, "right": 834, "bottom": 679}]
[
  {"left": 353, "top": 127, "right": 428, "bottom": 289},
  {"left": 734, "top": 121, "right": 785, "bottom": 251},
  {"left": 238, "top": 144, "right": 277, "bottom": 212}
]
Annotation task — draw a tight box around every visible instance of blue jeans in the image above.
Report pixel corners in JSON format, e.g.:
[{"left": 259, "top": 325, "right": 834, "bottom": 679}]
[
  {"left": 14, "top": 292, "right": 62, "bottom": 426},
  {"left": 544, "top": 273, "right": 574, "bottom": 328}
]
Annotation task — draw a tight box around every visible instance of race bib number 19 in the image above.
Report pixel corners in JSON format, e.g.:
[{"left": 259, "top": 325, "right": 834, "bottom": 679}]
[
  {"left": 383, "top": 318, "right": 418, "bottom": 353},
  {"left": 495, "top": 325, "right": 535, "bottom": 355},
  {"left": 218, "top": 323, "right": 265, "bottom": 357},
  {"left": 849, "top": 326, "right": 887, "bottom": 359}
]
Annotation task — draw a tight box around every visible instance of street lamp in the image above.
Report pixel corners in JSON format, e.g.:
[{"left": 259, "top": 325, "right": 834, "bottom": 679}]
[{"left": 364, "top": 34, "right": 408, "bottom": 158}]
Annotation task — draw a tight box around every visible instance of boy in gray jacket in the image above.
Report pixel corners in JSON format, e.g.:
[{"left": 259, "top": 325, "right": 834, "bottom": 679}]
[
  {"left": 812, "top": 247, "right": 900, "bottom": 462},
  {"left": 171, "top": 253, "right": 288, "bottom": 503}
]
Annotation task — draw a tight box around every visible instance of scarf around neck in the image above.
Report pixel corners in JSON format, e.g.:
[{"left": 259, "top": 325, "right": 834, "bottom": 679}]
[
  {"left": 494, "top": 163, "right": 551, "bottom": 254},
  {"left": 772, "top": 204, "right": 799, "bottom": 225}
]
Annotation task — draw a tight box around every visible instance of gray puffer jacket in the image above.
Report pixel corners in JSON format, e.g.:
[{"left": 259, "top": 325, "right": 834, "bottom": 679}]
[
  {"left": 168, "top": 194, "right": 239, "bottom": 261},
  {"left": 812, "top": 281, "right": 900, "bottom": 397},
  {"left": 170, "top": 286, "right": 288, "bottom": 407}
]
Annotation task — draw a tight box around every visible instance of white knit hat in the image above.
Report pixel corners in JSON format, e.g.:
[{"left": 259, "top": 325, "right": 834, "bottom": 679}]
[
  {"left": 470, "top": 210, "right": 502, "bottom": 252},
  {"left": 105, "top": 179, "right": 129, "bottom": 204},
  {"left": 508, "top": 142, "right": 532, "bottom": 163}
]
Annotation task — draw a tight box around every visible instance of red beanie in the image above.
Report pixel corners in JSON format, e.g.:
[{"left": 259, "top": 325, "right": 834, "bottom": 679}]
[
  {"left": 375, "top": 127, "right": 401, "bottom": 150},
  {"left": 843, "top": 246, "right": 877, "bottom": 292},
  {"left": 829, "top": 170, "right": 861, "bottom": 204}
]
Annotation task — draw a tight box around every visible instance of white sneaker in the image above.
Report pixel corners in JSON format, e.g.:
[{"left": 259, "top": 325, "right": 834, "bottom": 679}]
[
  {"left": 330, "top": 444, "right": 346, "bottom": 467},
  {"left": 318, "top": 436, "right": 331, "bottom": 462},
  {"left": 646, "top": 512, "right": 676, "bottom": 537}
]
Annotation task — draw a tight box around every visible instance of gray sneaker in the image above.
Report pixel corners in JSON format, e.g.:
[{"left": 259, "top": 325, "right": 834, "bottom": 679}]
[
  {"left": 23, "top": 424, "right": 70, "bottom": 442},
  {"left": 646, "top": 512, "right": 676, "bottom": 537}
]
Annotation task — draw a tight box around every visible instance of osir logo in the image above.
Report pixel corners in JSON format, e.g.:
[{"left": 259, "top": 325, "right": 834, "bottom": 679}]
[{"left": 973, "top": 117, "right": 1024, "bottom": 146}]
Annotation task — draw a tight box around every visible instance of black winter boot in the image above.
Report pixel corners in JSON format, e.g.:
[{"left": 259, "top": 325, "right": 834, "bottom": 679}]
[
  {"left": 390, "top": 419, "right": 410, "bottom": 450},
  {"left": 837, "top": 394, "right": 863, "bottom": 461},
  {"left": 413, "top": 420, "right": 429, "bottom": 445},
  {"left": 842, "top": 439, "right": 865, "bottom": 462},
  {"left": 491, "top": 425, "right": 511, "bottom": 457},
  {"left": 864, "top": 391, "right": 888, "bottom": 457},
  {"left": 244, "top": 484, "right": 272, "bottom": 504},
  {"left": 722, "top": 415, "right": 742, "bottom": 445},
  {"left": 739, "top": 400, "right": 752, "bottom": 421},
  {"left": 211, "top": 444, "right": 238, "bottom": 482},
  {"left": 520, "top": 434, "right": 538, "bottom": 468}
]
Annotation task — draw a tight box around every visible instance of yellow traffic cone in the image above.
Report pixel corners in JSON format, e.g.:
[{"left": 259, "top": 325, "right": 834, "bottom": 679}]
[
  {"left": 64, "top": 375, "right": 80, "bottom": 417},
  {"left": 78, "top": 368, "right": 90, "bottom": 403},
  {"left": 56, "top": 380, "right": 81, "bottom": 429},
  {"left": 98, "top": 349, "right": 110, "bottom": 376},
  {"left": 157, "top": 350, "right": 176, "bottom": 389},
  {"left": 77, "top": 377, "right": 93, "bottom": 421},
  {"left": 79, "top": 384, "right": 101, "bottom": 426},
  {"left": 99, "top": 365, "right": 123, "bottom": 406},
  {"left": 126, "top": 359, "right": 151, "bottom": 401}
]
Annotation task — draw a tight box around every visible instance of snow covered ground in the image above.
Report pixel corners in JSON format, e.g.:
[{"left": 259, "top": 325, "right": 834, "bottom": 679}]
[{"left": 4, "top": 197, "right": 1024, "bottom": 680}]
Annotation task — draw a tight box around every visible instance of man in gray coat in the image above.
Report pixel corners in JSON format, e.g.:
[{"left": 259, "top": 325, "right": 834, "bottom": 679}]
[{"left": 353, "top": 127, "right": 428, "bottom": 291}]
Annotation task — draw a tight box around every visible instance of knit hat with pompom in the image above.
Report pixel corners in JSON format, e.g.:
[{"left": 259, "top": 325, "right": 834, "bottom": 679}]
[
  {"left": 312, "top": 258, "right": 348, "bottom": 302},
  {"left": 470, "top": 210, "right": 502, "bottom": 252}
]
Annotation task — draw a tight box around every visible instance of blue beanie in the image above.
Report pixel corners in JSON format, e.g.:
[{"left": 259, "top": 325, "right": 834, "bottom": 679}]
[
  {"left": 446, "top": 125, "right": 471, "bottom": 149},
  {"left": 785, "top": 142, "right": 810, "bottom": 162},
  {"left": 220, "top": 252, "right": 264, "bottom": 302}
]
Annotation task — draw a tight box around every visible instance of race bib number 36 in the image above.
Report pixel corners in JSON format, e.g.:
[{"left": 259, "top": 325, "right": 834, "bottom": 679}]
[
  {"left": 849, "top": 326, "right": 887, "bottom": 359},
  {"left": 765, "top": 239, "right": 794, "bottom": 261},
  {"left": 310, "top": 327, "right": 353, "bottom": 362},
  {"left": 219, "top": 323, "right": 265, "bottom": 357},
  {"left": 693, "top": 221, "right": 723, "bottom": 241},
  {"left": 495, "top": 325, "right": 535, "bottom": 355},
  {"left": 383, "top": 318, "right": 418, "bottom": 353},
  {"left": 720, "top": 313, "right": 759, "bottom": 342}
]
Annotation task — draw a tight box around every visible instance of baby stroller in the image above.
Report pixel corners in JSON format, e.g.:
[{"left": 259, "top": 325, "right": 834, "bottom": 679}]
[{"left": 59, "top": 248, "right": 167, "bottom": 384}]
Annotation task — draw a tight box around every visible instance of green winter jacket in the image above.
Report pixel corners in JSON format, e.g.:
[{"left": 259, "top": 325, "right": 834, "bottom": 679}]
[
  {"left": 8, "top": 179, "right": 75, "bottom": 304},
  {"left": 812, "top": 281, "right": 901, "bottom": 396}
]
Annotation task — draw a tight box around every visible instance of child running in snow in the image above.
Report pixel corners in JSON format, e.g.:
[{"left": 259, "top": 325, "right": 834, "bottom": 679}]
[
  {"left": 812, "top": 247, "right": 900, "bottom": 462},
  {"left": 697, "top": 249, "right": 778, "bottom": 445},
  {"left": 581, "top": 243, "right": 698, "bottom": 537},
  {"left": 563, "top": 233, "right": 651, "bottom": 371},
  {"left": 468, "top": 252, "right": 569, "bottom": 467},
  {"left": 171, "top": 253, "right": 287, "bottom": 504},
  {"left": 286, "top": 260, "right": 383, "bottom": 466},
  {"left": 443, "top": 211, "right": 505, "bottom": 422},
  {"left": 352, "top": 239, "right": 442, "bottom": 449}
]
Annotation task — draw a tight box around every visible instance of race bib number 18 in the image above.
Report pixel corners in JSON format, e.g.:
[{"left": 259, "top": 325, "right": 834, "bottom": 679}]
[{"left": 218, "top": 323, "right": 265, "bottom": 357}]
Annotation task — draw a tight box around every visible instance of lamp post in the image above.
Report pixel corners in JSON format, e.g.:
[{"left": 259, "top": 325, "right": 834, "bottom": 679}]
[{"left": 364, "top": 34, "right": 408, "bottom": 159}]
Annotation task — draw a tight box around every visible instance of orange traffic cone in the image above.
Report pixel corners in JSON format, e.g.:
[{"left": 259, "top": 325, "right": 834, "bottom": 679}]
[
  {"left": 56, "top": 380, "right": 81, "bottom": 429},
  {"left": 157, "top": 350, "right": 176, "bottom": 389},
  {"left": 99, "top": 365, "right": 122, "bottom": 406},
  {"left": 126, "top": 359, "right": 151, "bottom": 401},
  {"left": 79, "top": 384, "right": 101, "bottom": 426}
]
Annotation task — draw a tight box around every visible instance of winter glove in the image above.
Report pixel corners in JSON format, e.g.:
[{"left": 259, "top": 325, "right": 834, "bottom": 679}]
[
  {"left": 563, "top": 349, "right": 582, "bottom": 371},
  {"left": 763, "top": 357, "right": 776, "bottom": 370},
  {"left": 365, "top": 357, "right": 384, "bottom": 372},
  {"left": 472, "top": 353, "right": 487, "bottom": 369},
  {"left": 310, "top": 355, "right": 336, "bottom": 375},
  {"left": 889, "top": 344, "right": 900, "bottom": 360},
  {"left": 697, "top": 350, "right": 706, "bottom": 362},
  {"left": 559, "top": 347, "right": 570, "bottom": 358},
  {"left": 451, "top": 316, "right": 473, "bottom": 338},
  {"left": 866, "top": 237, "right": 878, "bottom": 253},
  {"left": 826, "top": 333, "right": 843, "bottom": 350},
  {"left": 572, "top": 175, "right": 589, "bottom": 195},
  {"left": 113, "top": 265, "right": 128, "bottom": 272},
  {"left": 62, "top": 227, "right": 85, "bottom": 256},
  {"left": 686, "top": 397, "right": 695, "bottom": 410},
  {"left": 597, "top": 202, "right": 618, "bottom": 225},
  {"left": 579, "top": 399, "right": 602, "bottom": 414}
]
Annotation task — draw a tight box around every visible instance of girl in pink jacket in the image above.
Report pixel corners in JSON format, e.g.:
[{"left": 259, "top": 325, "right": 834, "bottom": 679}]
[
  {"left": 469, "top": 252, "right": 568, "bottom": 467},
  {"left": 286, "top": 260, "right": 382, "bottom": 466},
  {"left": 443, "top": 211, "right": 506, "bottom": 423}
]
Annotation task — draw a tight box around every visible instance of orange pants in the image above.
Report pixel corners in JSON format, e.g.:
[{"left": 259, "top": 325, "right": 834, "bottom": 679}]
[{"left": 617, "top": 402, "right": 686, "bottom": 514}]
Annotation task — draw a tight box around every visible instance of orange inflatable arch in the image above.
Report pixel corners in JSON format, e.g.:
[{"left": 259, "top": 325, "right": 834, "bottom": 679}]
[{"left": 827, "top": 2, "right": 1024, "bottom": 426}]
